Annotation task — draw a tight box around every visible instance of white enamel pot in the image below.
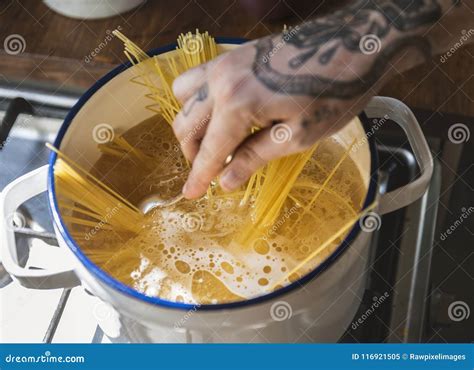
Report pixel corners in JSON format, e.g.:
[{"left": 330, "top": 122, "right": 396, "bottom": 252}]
[{"left": 0, "top": 39, "right": 433, "bottom": 343}]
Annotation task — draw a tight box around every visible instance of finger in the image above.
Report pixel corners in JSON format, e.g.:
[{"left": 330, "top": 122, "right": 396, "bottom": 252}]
[
  {"left": 173, "top": 90, "right": 212, "bottom": 162},
  {"left": 182, "top": 107, "right": 254, "bottom": 199},
  {"left": 172, "top": 62, "right": 212, "bottom": 104},
  {"left": 172, "top": 51, "right": 233, "bottom": 104},
  {"left": 219, "top": 120, "right": 304, "bottom": 192}
]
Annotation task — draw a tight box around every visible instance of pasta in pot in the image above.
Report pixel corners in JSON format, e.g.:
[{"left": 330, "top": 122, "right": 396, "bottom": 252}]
[{"left": 50, "top": 31, "right": 370, "bottom": 304}]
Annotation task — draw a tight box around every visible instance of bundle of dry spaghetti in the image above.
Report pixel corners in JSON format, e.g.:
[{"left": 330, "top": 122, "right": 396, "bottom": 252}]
[
  {"left": 113, "top": 29, "right": 217, "bottom": 125},
  {"left": 113, "top": 29, "right": 217, "bottom": 200}
]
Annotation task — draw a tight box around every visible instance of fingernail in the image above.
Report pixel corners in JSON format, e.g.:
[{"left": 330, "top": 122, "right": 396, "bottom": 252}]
[
  {"left": 220, "top": 170, "right": 239, "bottom": 192},
  {"left": 172, "top": 76, "right": 183, "bottom": 95},
  {"left": 182, "top": 181, "right": 190, "bottom": 197}
]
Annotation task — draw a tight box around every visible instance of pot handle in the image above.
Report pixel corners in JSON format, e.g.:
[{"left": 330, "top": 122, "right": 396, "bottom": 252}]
[
  {"left": 0, "top": 165, "right": 80, "bottom": 289},
  {"left": 365, "top": 96, "right": 434, "bottom": 215}
]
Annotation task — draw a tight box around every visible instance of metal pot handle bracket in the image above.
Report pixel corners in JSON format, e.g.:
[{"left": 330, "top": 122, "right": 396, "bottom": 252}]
[
  {"left": 365, "top": 96, "right": 434, "bottom": 215},
  {"left": 0, "top": 165, "right": 80, "bottom": 289}
]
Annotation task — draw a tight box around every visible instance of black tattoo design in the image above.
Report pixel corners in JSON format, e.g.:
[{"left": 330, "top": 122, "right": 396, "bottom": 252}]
[
  {"left": 183, "top": 83, "right": 208, "bottom": 116},
  {"left": 299, "top": 105, "right": 342, "bottom": 145},
  {"left": 313, "top": 106, "right": 340, "bottom": 123},
  {"left": 284, "top": 0, "right": 442, "bottom": 67},
  {"left": 302, "top": 105, "right": 341, "bottom": 126},
  {"left": 253, "top": 36, "right": 431, "bottom": 99},
  {"left": 252, "top": 0, "right": 442, "bottom": 99}
]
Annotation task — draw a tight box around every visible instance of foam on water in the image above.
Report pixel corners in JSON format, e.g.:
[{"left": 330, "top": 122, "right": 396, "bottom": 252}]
[{"left": 61, "top": 116, "right": 367, "bottom": 305}]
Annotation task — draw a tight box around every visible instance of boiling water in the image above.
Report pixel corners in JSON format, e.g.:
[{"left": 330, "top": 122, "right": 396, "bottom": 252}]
[{"left": 62, "top": 116, "right": 367, "bottom": 304}]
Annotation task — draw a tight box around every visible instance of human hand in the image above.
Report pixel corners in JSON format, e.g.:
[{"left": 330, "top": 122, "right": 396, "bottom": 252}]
[
  {"left": 172, "top": 37, "right": 367, "bottom": 199},
  {"left": 172, "top": 0, "right": 453, "bottom": 200}
]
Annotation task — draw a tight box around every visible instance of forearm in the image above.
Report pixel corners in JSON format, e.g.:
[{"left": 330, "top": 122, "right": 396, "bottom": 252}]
[
  {"left": 376, "top": 0, "right": 473, "bottom": 73},
  {"left": 253, "top": 0, "right": 473, "bottom": 102},
  {"left": 365, "top": 0, "right": 474, "bottom": 89}
]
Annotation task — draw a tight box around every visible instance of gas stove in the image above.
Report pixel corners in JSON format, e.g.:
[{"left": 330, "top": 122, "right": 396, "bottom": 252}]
[{"left": 0, "top": 85, "right": 471, "bottom": 343}]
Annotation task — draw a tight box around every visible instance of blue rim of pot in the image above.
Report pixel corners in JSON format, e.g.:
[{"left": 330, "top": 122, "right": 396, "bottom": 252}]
[{"left": 48, "top": 37, "right": 379, "bottom": 311}]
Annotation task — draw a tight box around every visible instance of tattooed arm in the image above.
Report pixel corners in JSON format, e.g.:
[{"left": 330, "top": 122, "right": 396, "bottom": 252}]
[{"left": 172, "top": 0, "right": 473, "bottom": 199}]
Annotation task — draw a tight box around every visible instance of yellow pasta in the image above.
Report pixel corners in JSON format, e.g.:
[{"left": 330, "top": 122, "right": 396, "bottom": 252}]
[
  {"left": 47, "top": 31, "right": 370, "bottom": 305},
  {"left": 48, "top": 143, "right": 144, "bottom": 234},
  {"left": 271, "top": 201, "right": 377, "bottom": 290},
  {"left": 113, "top": 30, "right": 328, "bottom": 244}
]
